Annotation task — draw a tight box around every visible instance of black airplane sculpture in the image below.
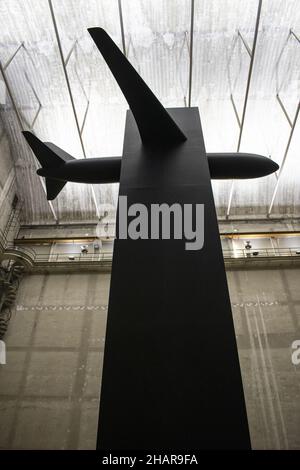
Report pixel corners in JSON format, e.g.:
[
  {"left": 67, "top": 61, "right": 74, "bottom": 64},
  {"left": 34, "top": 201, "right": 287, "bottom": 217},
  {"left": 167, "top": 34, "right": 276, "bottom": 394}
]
[
  {"left": 22, "top": 131, "right": 278, "bottom": 200},
  {"left": 23, "top": 28, "right": 279, "bottom": 450}
]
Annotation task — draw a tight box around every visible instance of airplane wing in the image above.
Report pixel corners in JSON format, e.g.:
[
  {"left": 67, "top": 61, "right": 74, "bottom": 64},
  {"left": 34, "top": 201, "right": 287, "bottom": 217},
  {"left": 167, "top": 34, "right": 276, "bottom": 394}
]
[{"left": 88, "top": 28, "right": 186, "bottom": 147}]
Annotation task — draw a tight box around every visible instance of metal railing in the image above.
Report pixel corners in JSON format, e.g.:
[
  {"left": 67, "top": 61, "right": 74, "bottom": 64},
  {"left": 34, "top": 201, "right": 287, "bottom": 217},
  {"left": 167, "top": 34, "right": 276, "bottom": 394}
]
[
  {"left": 4, "top": 244, "right": 37, "bottom": 259},
  {"left": 0, "top": 203, "right": 23, "bottom": 253},
  {"left": 3, "top": 241, "right": 300, "bottom": 268},
  {"left": 33, "top": 251, "right": 113, "bottom": 264},
  {"left": 223, "top": 247, "right": 300, "bottom": 259}
]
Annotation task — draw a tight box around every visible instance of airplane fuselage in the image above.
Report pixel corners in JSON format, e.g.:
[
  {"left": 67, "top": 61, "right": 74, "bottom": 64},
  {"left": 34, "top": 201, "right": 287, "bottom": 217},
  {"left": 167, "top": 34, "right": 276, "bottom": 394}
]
[
  {"left": 37, "top": 152, "right": 278, "bottom": 184},
  {"left": 37, "top": 157, "right": 121, "bottom": 184}
]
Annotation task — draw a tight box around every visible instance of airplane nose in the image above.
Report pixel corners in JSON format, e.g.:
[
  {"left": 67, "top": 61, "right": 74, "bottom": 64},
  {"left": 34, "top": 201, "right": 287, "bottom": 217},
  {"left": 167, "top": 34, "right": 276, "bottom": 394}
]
[
  {"left": 258, "top": 157, "right": 279, "bottom": 177},
  {"left": 270, "top": 159, "right": 279, "bottom": 173},
  {"left": 37, "top": 168, "right": 46, "bottom": 176}
]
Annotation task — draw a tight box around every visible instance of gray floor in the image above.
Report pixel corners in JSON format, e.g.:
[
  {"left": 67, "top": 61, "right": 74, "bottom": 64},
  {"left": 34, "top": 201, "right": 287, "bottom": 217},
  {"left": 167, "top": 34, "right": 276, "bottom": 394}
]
[{"left": 0, "top": 268, "right": 300, "bottom": 449}]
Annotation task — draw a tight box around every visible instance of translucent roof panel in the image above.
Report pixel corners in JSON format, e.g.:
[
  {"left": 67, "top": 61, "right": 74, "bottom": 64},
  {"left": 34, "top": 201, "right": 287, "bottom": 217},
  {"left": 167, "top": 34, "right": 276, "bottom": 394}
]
[{"left": 0, "top": 0, "right": 299, "bottom": 223}]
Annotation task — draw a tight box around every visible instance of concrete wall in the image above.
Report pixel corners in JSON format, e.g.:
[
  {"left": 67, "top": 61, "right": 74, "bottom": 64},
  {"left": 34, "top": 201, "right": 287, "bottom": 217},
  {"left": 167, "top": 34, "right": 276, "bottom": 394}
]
[
  {"left": 0, "top": 271, "right": 110, "bottom": 450},
  {"left": 17, "top": 218, "right": 300, "bottom": 241},
  {"left": 227, "top": 268, "right": 300, "bottom": 450},
  {"left": 0, "top": 122, "right": 17, "bottom": 236},
  {"left": 0, "top": 267, "right": 300, "bottom": 449}
]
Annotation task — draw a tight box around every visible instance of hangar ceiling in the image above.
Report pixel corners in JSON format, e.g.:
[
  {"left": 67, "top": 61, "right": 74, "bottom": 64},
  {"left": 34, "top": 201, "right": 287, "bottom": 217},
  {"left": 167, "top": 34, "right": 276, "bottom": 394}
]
[{"left": 0, "top": 0, "right": 299, "bottom": 224}]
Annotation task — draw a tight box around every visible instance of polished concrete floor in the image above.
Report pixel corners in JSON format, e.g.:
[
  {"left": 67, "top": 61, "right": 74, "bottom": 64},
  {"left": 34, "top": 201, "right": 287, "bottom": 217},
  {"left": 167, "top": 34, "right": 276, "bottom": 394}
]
[{"left": 0, "top": 268, "right": 299, "bottom": 449}]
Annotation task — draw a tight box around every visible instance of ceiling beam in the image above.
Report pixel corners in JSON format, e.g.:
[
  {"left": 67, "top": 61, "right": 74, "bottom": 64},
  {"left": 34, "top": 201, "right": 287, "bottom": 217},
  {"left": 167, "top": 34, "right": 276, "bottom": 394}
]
[
  {"left": 276, "top": 93, "right": 293, "bottom": 127},
  {"left": 226, "top": 0, "right": 262, "bottom": 218},
  {"left": 230, "top": 93, "right": 241, "bottom": 128},
  {"left": 48, "top": 0, "right": 101, "bottom": 219},
  {"left": 118, "top": 0, "right": 126, "bottom": 56},
  {"left": 237, "top": 31, "right": 252, "bottom": 58},
  {"left": 268, "top": 101, "right": 300, "bottom": 216},
  {"left": 188, "top": 0, "right": 195, "bottom": 107},
  {"left": 290, "top": 29, "right": 300, "bottom": 44},
  {"left": 268, "top": 27, "right": 300, "bottom": 216},
  {"left": 2, "top": 42, "right": 24, "bottom": 70},
  {"left": 0, "top": 51, "right": 58, "bottom": 222}
]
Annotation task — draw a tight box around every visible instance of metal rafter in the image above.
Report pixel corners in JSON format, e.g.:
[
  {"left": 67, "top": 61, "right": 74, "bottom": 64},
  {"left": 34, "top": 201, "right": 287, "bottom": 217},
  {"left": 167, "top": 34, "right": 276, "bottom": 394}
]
[
  {"left": 227, "top": 37, "right": 242, "bottom": 125},
  {"left": 24, "top": 71, "right": 42, "bottom": 129},
  {"left": 68, "top": 41, "right": 91, "bottom": 137},
  {"left": 3, "top": 42, "right": 24, "bottom": 70},
  {"left": 268, "top": 101, "right": 300, "bottom": 216},
  {"left": 188, "top": 0, "right": 195, "bottom": 107},
  {"left": 64, "top": 40, "right": 77, "bottom": 67},
  {"left": 275, "top": 29, "right": 298, "bottom": 124},
  {"left": 275, "top": 34, "right": 292, "bottom": 93},
  {"left": 226, "top": 0, "right": 262, "bottom": 218},
  {"left": 276, "top": 93, "right": 292, "bottom": 127},
  {"left": 118, "top": 0, "right": 126, "bottom": 56},
  {"left": 0, "top": 48, "right": 58, "bottom": 222},
  {"left": 237, "top": 30, "right": 252, "bottom": 58},
  {"left": 268, "top": 27, "right": 300, "bottom": 216},
  {"left": 176, "top": 31, "right": 190, "bottom": 106},
  {"left": 227, "top": 35, "right": 240, "bottom": 96},
  {"left": 48, "top": 0, "right": 101, "bottom": 219},
  {"left": 184, "top": 30, "right": 190, "bottom": 55},
  {"left": 3, "top": 42, "right": 43, "bottom": 130},
  {"left": 230, "top": 93, "right": 241, "bottom": 128},
  {"left": 290, "top": 29, "right": 300, "bottom": 44}
]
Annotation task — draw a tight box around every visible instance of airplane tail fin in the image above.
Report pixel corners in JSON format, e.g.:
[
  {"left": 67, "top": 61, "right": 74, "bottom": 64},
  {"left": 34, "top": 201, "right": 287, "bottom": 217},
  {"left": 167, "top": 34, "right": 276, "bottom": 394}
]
[
  {"left": 22, "top": 131, "right": 75, "bottom": 167},
  {"left": 22, "top": 131, "right": 75, "bottom": 200}
]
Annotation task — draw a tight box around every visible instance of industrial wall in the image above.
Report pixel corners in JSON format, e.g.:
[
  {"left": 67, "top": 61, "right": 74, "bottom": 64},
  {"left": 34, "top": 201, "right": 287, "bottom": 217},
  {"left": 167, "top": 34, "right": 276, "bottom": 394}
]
[
  {"left": 0, "top": 267, "right": 299, "bottom": 449},
  {"left": 0, "top": 271, "right": 110, "bottom": 450},
  {"left": 227, "top": 268, "right": 300, "bottom": 450},
  {"left": 0, "top": 119, "right": 17, "bottom": 235}
]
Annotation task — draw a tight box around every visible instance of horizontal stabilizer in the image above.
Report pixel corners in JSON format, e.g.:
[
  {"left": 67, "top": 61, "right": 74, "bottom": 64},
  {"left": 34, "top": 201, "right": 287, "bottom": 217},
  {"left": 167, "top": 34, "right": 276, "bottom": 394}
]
[
  {"left": 44, "top": 142, "right": 75, "bottom": 162},
  {"left": 88, "top": 28, "right": 186, "bottom": 147},
  {"left": 22, "top": 131, "right": 74, "bottom": 200},
  {"left": 45, "top": 178, "right": 67, "bottom": 200},
  {"left": 22, "top": 131, "right": 75, "bottom": 168}
]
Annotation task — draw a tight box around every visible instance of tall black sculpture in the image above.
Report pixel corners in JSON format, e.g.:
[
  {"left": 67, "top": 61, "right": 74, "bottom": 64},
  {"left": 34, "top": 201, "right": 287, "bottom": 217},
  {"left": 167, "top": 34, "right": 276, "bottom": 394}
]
[{"left": 23, "top": 28, "right": 278, "bottom": 449}]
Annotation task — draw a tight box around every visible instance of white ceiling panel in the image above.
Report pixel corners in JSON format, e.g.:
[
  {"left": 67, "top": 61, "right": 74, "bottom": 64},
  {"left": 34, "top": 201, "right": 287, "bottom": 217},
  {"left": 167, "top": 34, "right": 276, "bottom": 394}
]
[{"left": 0, "top": 0, "right": 299, "bottom": 223}]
